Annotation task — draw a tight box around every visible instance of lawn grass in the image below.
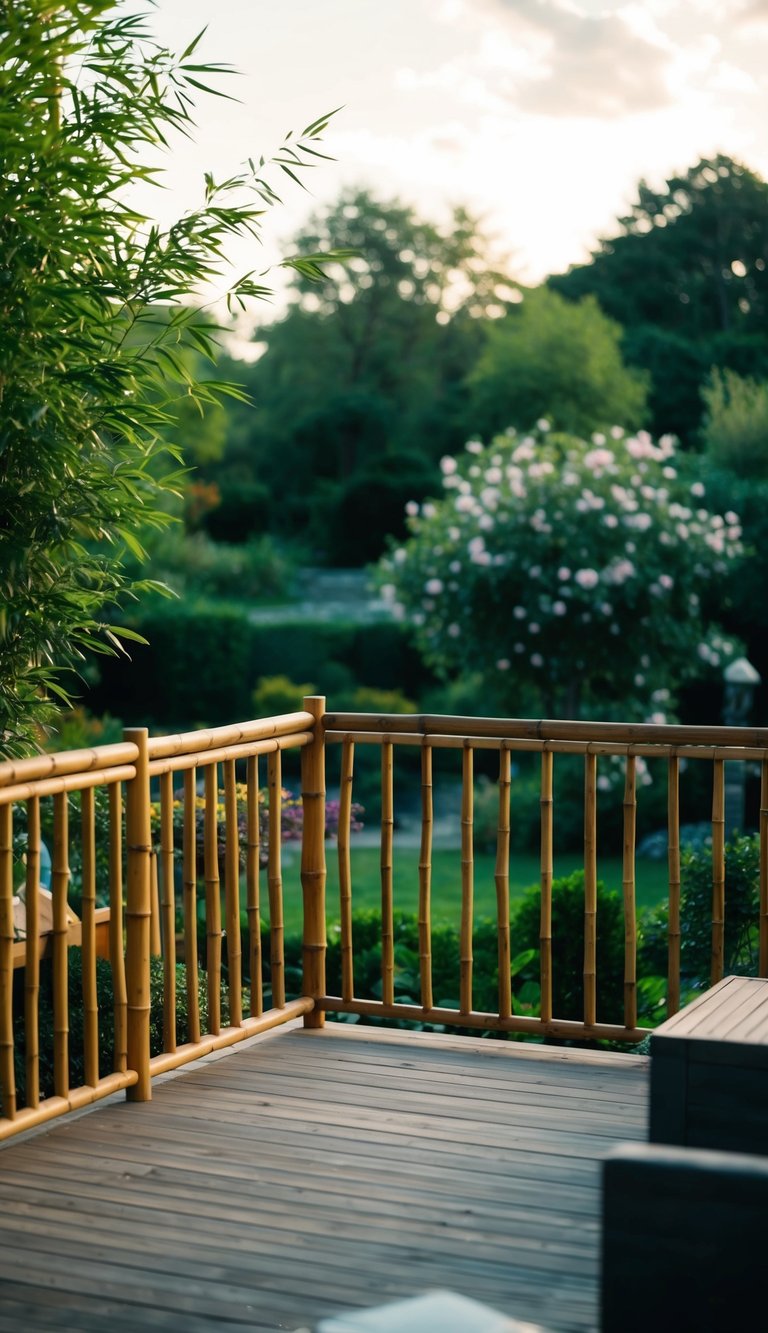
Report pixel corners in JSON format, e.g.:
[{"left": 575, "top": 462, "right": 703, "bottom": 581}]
[{"left": 276, "top": 841, "right": 670, "bottom": 934}]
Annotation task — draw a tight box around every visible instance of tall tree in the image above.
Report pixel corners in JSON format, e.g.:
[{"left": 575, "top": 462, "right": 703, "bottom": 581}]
[
  {"left": 550, "top": 156, "right": 768, "bottom": 440},
  {"left": 0, "top": 0, "right": 334, "bottom": 754}
]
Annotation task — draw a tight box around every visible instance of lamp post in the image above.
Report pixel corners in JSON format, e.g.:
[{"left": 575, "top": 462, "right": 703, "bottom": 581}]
[{"left": 723, "top": 657, "right": 761, "bottom": 838}]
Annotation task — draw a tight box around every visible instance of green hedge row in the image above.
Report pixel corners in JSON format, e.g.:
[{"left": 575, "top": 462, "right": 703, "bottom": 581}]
[{"left": 87, "top": 600, "right": 433, "bottom": 729}]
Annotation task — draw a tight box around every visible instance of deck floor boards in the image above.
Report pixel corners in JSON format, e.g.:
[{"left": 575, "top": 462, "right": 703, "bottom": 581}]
[{"left": 0, "top": 1025, "right": 648, "bottom": 1332}]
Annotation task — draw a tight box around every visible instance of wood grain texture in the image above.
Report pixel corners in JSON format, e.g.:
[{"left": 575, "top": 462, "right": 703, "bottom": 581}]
[{"left": 0, "top": 1025, "right": 648, "bottom": 1333}]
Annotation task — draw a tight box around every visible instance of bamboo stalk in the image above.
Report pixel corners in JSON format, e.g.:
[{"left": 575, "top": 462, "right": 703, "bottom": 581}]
[
  {"left": 124, "top": 727, "right": 152, "bottom": 1101},
  {"left": 0, "top": 804, "right": 16, "bottom": 1120},
  {"left": 667, "top": 756, "right": 681, "bottom": 1016},
  {"left": 24, "top": 796, "right": 41, "bottom": 1108},
  {"left": 267, "top": 751, "right": 285, "bottom": 1010},
  {"left": 0, "top": 1069, "right": 139, "bottom": 1143},
  {"left": 460, "top": 746, "right": 474, "bottom": 1016},
  {"left": 711, "top": 758, "right": 725, "bottom": 986},
  {"left": 147, "top": 731, "right": 312, "bottom": 779},
  {"left": 0, "top": 764, "right": 135, "bottom": 806},
  {"left": 149, "top": 852, "right": 161, "bottom": 958},
  {"left": 325, "top": 730, "right": 768, "bottom": 763},
  {"left": 159, "top": 771, "right": 176, "bottom": 1053},
  {"left": 147, "top": 711, "right": 314, "bottom": 761},
  {"left": 495, "top": 747, "right": 512, "bottom": 1022},
  {"left": 760, "top": 759, "right": 768, "bottom": 978},
  {"left": 147, "top": 997, "right": 314, "bottom": 1076},
  {"left": 223, "top": 759, "right": 242, "bottom": 1027},
  {"left": 583, "top": 753, "right": 597, "bottom": 1028},
  {"left": 0, "top": 742, "right": 138, "bottom": 790},
  {"left": 203, "top": 763, "right": 222, "bottom": 1036},
  {"left": 381, "top": 739, "right": 395, "bottom": 1008},
  {"left": 246, "top": 757, "right": 262, "bottom": 1018},
  {"left": 539, "top": 749, "right": 553, "bottom": 1025},
  {"left": 418, "top": 743, "right": 433, "bottom": 1012},
  {"left": 81, "top": 788, "right": 99, "bottom": 1088},
  {"left": 108, "top": 784, "right": 127, "bottom": 1075},
  {"left": 623, "top": 755, "right": 638, "bottom": 1031},
  {"left": 182, "top": 770, "right": 201, "bottom": 1044},
  {"left": 338, "top": 739, "right": 355, "bottom": 1003},
  {"left": 301, "top": 697, "right": 327, "bottom": 1029},
  {"left": 52, "top": 793, "right": 70, "bottom": 1097}
]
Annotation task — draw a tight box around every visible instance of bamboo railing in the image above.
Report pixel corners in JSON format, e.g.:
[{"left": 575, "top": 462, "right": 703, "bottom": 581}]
[
  {"left": 2, "top": 702, "right": 768, "bottom": 1140},
  {"left": 0, "top": 706, "right": 319, "bottom": 1141},
  {"left": 320, "top": 712, "right": 768, "bottom": 1043}
]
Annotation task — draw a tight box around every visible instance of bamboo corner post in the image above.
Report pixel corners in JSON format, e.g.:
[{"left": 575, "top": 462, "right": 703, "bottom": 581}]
[
  {"left": 124, "top": 728, "right": 152, "bottom": 1101},
  {"left": 301, "top": 696, "right": 327, "bottom": 1029}
]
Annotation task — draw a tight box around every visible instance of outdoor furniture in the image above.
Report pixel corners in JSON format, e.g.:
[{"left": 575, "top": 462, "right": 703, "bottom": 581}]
[
  {"left": 601, "top": 1142, "right": 768, "bottom": 1331},
  {"left": 649, "top": 974, "right": 768, "bottom": 1154}
]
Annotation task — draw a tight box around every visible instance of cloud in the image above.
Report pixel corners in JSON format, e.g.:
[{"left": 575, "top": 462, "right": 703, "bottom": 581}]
[{"left": 482, "top": 0, "right": 673, "bottom": 118}]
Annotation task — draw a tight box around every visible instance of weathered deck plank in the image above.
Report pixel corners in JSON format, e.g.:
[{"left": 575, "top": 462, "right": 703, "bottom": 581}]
[{"left": 0, "top": 1025, "right": 648, "bottom": 1331}]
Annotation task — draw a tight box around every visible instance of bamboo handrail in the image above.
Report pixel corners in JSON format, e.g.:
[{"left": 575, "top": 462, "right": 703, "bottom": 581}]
[
  {"left": 338, "top": 739, "right": 355, "bottom": 1004},
  {"left": 622, "top": 756, "right": 638, "bottom": 1032},
  {"left": 319, "top": 995, "right": 650, "bottom": 1043},
  {"left": 323, "top": 712, "right": 768, "bottom": 749},
  {"left": 460, "top": 746, "right": 474, "bottom": 1016},
  {"left": 147, "top": 730, "right": 312, "bottom": 779},
  {"left": 267, "top": 750, "right": 285, "bottom": 1011},
  {"left": 418, "top": 742, "right": 433, "bottom": 1012},
  {"left": 540, "top": 750, "right": 553, "bottom": 1025},
  {"left": 81, "top": 788, "right": 99, "bottom": 1088},
  {"left": 182, "top": 769, "right": 201, "bottom": 1044},
  {"left": 0, "top": 742, "right": 138, "bottom": 790},
  {"left": 667, "top": 756, "right": 681, "bottom": 1016},
  {"left": 159, "top": 771, "right": 177, "bottom": 1053},
  {"left": 147, "top": 712, "right": 314, "bottom": 760},
  {"left": 495, "top": 747, "right": 512, "bottom": 1022},
  {"left": 203, "top": 764, "right": 222, "bottom": 1036},
  {"left": 301, "top": 696, "right": 326, "bottom": 1029},
  {"left": 246, "top": 756, "right": 262, "bottom": 1019},
  {"left": 711, "top": 759, "right": 725, "bottom": 986},
  {"left": 583, "top": 754, "right": 597, "bottom": 1028},
  {"left": 0, "top": 805, "right": 15, "bottom": 1120},
  {"left": 108, "top": 784, "right": 127, "bottom": 1075},
  {"left": 325, "top": 730, "right": 768, "bottom": 763},
  {"left": 223, "top": 759, "right": 242, "bottom": 1028},
  {"left": 380, "top": 739, "right": 395, "bottom": 1008},
  {"left": 0, "top": 764, "right": 136, "bottom": 806}
]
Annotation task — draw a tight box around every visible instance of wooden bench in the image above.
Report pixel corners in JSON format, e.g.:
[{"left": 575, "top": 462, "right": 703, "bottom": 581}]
[{"left": 650, "top": 974, "right": 768, "bottom": 1155}]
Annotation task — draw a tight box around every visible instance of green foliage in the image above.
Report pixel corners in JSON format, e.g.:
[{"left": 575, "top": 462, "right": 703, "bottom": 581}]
[
  {"left": 640, "top": 833, "right": 761, "bottom": 994},
  {"left": 701, "top": 369, "right": 768, "bottom": 479},
  {"left": 513, "top": 872, "right": 626, "bottom": 1024},
  {"left": 252, "top": 675, "right": 317, "bottom": 717},
  {"left": 380, "top": 424, "right": 743, "bottom": 717},
  {"left": 0, "top": 1, "right": 336, "bottom": 755},
  {"left": 135, "top": 527, "right": 296, "bottom": 603},
  {"left": 468, "top": 288, "right": 648, "bottom": 439},
  {"left": 551, "top": 156, "right": 768, "bottom": 441}
]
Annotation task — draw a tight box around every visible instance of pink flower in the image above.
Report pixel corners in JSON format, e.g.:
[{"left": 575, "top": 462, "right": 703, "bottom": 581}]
[{"left": 574, "top": 568, "right": 599, "bottom": 589}]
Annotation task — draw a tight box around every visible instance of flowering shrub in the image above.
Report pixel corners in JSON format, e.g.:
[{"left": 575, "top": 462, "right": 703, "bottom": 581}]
[
  {"left": 379, "top": 424, "right": 743, "bottom": 715},
  {"left": 152, "top": 785, "right": 364, "bottom": 872}
]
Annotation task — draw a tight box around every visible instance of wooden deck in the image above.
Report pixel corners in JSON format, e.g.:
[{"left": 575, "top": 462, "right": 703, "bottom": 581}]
[{"left": 0, "top": 1025, "right": 648, "bottom": 1333}]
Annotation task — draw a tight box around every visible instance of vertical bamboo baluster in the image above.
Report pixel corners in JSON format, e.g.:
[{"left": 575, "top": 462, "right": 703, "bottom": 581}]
[
  {"left": 381, "top": 739, "right": 395, "bottom": 1008},
  {"left": 204, "top": 763, "right": 222, "bottom": 1035},
  {"left": 0, "top": 804, "right": 16, "bottom": 1120},
  {"left": 125, "top": 727, "right": 152, "bottom": 1101},
  {"left": 495, "top": 746, "right": 512, "bottom": 1022},
  {"left": 159, "top": 771, "right": 176, "bottom": 1053},
  {"left": 149, "top": 853, "right": 161, "bottom": 958},
  {"left": 711, "top": 758, "right": 725, "bottom": 986},
  {"left": 540, "top": 749, "right": 553, "bottom": 1026},
  {"left": 460, "top": 745, "right": 474, "bottom": 1016},
  {"left": 223, "top": 759, "right": 242, "bottom": 1026},
  {"left": 246, "top": 757, "right": 262, "bottom": 1018},
  {"left": 301, "top": 696, "right": 327, "bottom": 1028},
  {"left": 338, "top": 739, "right": 355, "bottom": 1003},
  {"left": 182, "top": 770, "right": 201, "bottom": 1044},
  {"left": 418, "top": 742, "right": 433, "bottom": 1012},
  {"left": 667, "top": 756, "right": 682, "bottom": 1016},
  {"left": 760, "top": 759, "right": 768, "bottom": 978},
  {"left": 622, "top": 755, "right": 638, "bottom": 1031},
  {"left": 25, "top": 796, "right": 41, "bottom": 1107},
  {"left": 583, "top": 753, "right": 597, "bottom": 1028},
  {"left": 108, "top": 784, "right": 127, "bottom": 1075},
  {"left": 81, "top": 788, "right": 99, "bottom": 1088},
  {"left": 267, "top": 750, "right": 285, "bottom": 1010},
  {"left": 52, "top": 793, "right": 70, "bottom": 1095}
]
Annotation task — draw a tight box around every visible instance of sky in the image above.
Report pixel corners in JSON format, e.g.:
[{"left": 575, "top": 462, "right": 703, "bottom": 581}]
[{"left": 148, "top": 0, "right": 768, "bottom": 313}]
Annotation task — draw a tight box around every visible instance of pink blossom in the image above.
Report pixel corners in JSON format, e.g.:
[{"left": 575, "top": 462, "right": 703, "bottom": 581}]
[{"left": 574, "top": 568, "right": 599, "bottom": 589}]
